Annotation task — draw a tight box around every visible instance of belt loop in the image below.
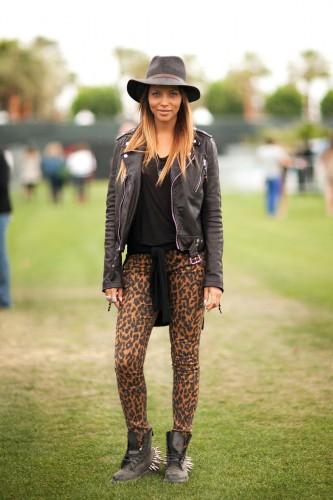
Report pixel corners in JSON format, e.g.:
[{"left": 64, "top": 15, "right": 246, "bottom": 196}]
[{"left": 188, "top": 237, "right": 201, "bottom": 264}]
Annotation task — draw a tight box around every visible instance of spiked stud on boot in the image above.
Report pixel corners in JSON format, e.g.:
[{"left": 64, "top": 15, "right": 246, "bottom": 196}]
[
  {"left": 112, "top": 428, "right": 162, "bottom": 482},
  {"left": 164, "top": 430, "right": 193, "bottom": 483}
]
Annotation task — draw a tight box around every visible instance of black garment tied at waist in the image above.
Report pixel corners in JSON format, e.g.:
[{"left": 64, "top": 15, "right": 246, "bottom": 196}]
[{"left": 126, "top": 242, "right": 177, "bottom": 326}]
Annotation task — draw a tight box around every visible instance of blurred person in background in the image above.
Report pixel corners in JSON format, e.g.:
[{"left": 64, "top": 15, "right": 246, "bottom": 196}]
[
  {"left": 318, "top": 137, "right": 333, "bottom": 216},
  {"left": 279, "top": 148, "right": 306, "bottom": 217},
  {"left": 66, "top": 143, "right": 96, "bottom": 203},
  {"left": 294, "top": 140, "right": 315, "bottom": 193},
  {"left": 256, "top": 138, "right": 291, "bottom": 217},
  {"left": 278, "top": 160, "right": 290, "bottom": 218},
  {"left": 41, "top": 142, "right": 67, "bottom": 203},
  {"left": 21, "top": 146, "right": 42, "bottom": 199},
  {"left": 103, "top": 56, "right": 223, "bottom": 484},
  {"left": 0, "top": 149, "right": 12, "bottom": 309},
  {"left": 3, "top": 148, "right": 14, "bottom": 171}
]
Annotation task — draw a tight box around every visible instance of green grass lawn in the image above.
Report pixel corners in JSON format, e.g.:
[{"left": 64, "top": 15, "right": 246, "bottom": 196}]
[{"left": 0, "top": 182, "right": 332, "bottom": 499}]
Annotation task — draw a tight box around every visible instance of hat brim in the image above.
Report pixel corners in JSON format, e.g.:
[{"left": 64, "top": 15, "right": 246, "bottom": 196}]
[{"left": 127, "top": 78, "right": 200, "bottom": 103}]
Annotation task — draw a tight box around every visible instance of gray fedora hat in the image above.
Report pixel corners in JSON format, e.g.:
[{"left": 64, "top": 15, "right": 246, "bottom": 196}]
[{"left": 127, "top": 55, "right": 200, "bottom": 103}]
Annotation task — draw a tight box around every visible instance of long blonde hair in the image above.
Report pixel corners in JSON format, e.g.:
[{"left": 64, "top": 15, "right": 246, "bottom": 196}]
[{"left": 116, "top": 87, "right": 194, "bottom": 185}]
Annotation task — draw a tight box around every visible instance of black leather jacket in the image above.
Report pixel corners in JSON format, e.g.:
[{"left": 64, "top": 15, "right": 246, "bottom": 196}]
[{"left": 102, "top": 127, "right": 223, "bottom": 292}]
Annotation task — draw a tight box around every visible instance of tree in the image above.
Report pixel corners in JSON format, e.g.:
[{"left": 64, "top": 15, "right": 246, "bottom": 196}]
[
  {"left": 227, "top": 52, "right": 270, "bottom": 120},
  {"left": 321, "top": 90, "right": 333, "bottom": 119},
  {"left": 205, "top": 53, "right": 269, "bottom": 118},
  {"left": 0, "top": 37, "right": 74, "bottom": 120},
  {"left": 265, "top": 84, "right": 303, "bottom": 118},
  {"left": 0, "top": 39, "right": 41, "bottom": 119},
  {"left": 30, "top": 37, "right": 75, "bottom": 118},
  {"left": 71, "top": 86, "right": 122, "bottom": 119},
  {"left": 288, "top": 50, "right": 330, "bottom": 120},
  {"left": 182, "top": 54, "right": 206, "bottom": 86},
  {"left": 205, "top": 79, "right": 244, "bottom": 117},
  {"left": 114, "top": 47, "right": 150, "bottom": 79}
]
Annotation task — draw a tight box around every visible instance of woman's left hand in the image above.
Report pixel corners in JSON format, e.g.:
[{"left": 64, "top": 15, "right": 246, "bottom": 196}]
[{"left": 203, "top": 286, "right": 222, "bottom": 311}]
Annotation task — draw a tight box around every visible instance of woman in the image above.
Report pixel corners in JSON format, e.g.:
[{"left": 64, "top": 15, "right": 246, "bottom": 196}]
[{"left": 103, "top": 56, "right": 223, "bottom": 483}]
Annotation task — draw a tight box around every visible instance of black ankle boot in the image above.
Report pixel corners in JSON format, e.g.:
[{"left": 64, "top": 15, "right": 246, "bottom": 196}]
[
  {"left": 112, "top": 428, "right": 161, "bottom": 482},
  {"left": 164, "top": 430, "right": 193, "bottom": 483}
]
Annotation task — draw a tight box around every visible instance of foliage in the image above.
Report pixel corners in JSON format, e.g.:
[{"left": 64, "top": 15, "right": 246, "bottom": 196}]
[
  {"left": 289, "top": 49, "right": 330, "bottom": 84},
  {"left": 0, "top": 40, "right": 38, "bottom": 100},
  {"left": 204, "top": 53, "right": 270, "bottom": 119},
  {"left": 225, "top": 53, "right": 270, "bottom": 98},
  {"left": 258, "top": 121, "right": 332, "bottom": 148},
  {"left": 0, "top": 37, "right": 74, "bottom": 118},
  {"left": 295, "top": 121, "right": 331, "bottom": 140},
  {"left": 205, "top": 79, "right": 244, "bottom": 116},
  {"left": 236, "top": 52, "right": 270, "bottom": 80},
  {"left": 71, "top": 86, "right": 122, "bottom": 119},
  {"left": 265, "top": 84, "right": 303, "bottom": 118},
  {"left": 228, "top": 53, "right": 270, "bottom": 119},
  {"left": 288, "top": 50, "right": 331, "bottom": 120},
  {"left": 114, "top": 47, "right": 150, "bottom": 79},
  {"left": 182, "top": 54, "right": 206, "bottom": 86},
  {"left": 320, "top": 89, "right": 333, "bottom": 118}
]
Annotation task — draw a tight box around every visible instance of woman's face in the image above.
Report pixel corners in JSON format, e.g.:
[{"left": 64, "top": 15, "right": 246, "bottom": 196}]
[{"left": 148, "top": 85, "right": 182, "bottom": 124}]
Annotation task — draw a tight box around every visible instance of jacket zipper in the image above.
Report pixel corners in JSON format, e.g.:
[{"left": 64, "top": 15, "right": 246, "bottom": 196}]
[
  {"left": 194, "top": 171, "right": 202, "bottom": 193},
  {"left": 203, "top": 157, "right": 207, "bottom": 180},
  {"left": 117, "top": 174, "right": 128, "bottom": 250},
  {"left": 194, "top": 161, "right": 205, "bottom": 192},
  {"left": 194, "top": 157, "right": 208, "bottom": 193},
  {"left": 171, "top": 176, "right": 182, "bottom": 250},
  {"left": 171, "top": 154, "right": 194, "bottom": 250}
]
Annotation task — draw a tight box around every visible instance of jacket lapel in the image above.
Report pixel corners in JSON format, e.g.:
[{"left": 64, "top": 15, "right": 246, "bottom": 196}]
[
  {"left": 122, "top": 149, "right": 196, "bottom": 184},
  {"left": 122, "top": 151, "right": 144, "bottom": 179}
]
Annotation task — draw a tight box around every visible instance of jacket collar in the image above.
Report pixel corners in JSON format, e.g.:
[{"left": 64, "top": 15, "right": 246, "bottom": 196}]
[{"left": 121, "top": 136, "right": 200, "bottom": 181}]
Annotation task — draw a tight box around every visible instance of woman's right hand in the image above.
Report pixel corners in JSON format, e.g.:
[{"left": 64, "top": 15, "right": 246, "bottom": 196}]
[{"left": 105, "top": 288, "right": 123, "bottom": 309}]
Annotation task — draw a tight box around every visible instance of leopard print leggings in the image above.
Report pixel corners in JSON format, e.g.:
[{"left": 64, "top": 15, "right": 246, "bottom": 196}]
[{"left": 114, "top": 249, "right": 205, "bottom": 444}]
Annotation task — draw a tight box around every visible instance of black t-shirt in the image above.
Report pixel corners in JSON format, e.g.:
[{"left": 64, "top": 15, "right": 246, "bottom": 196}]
[
  {"left": 0, "top": 150, "right": 12, "bottom": 214},
  {"left": 127, "top": 155, "right": 176, "bottom": 248}
]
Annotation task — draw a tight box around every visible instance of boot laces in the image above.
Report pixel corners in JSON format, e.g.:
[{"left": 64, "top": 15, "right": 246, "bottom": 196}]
[{"left": 167, "top": 451, "right": 185, "bottom": 469}]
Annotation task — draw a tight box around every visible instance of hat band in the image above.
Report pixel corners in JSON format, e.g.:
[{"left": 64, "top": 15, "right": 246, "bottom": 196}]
[{"left": 147, "top": 73, "right": 185, "bottom": 83}]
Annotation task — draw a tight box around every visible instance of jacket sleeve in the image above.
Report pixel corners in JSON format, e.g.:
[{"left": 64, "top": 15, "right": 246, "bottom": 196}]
[
  {"left": 102, "top": 141, "right": 123, "bottom": 292},
  {"left": 201, "top": 137, "right": 224, "bottom": 291}
]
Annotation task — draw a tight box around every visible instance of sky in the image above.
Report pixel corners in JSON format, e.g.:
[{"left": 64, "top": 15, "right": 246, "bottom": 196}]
[{"left": 1, "top": 0, "right": 333, "bottom": 108}]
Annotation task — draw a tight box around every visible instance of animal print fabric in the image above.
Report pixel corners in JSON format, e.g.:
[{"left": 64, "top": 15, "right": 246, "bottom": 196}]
[{"left": 114, "top": 249, "right": 206, "bottom": 443}]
